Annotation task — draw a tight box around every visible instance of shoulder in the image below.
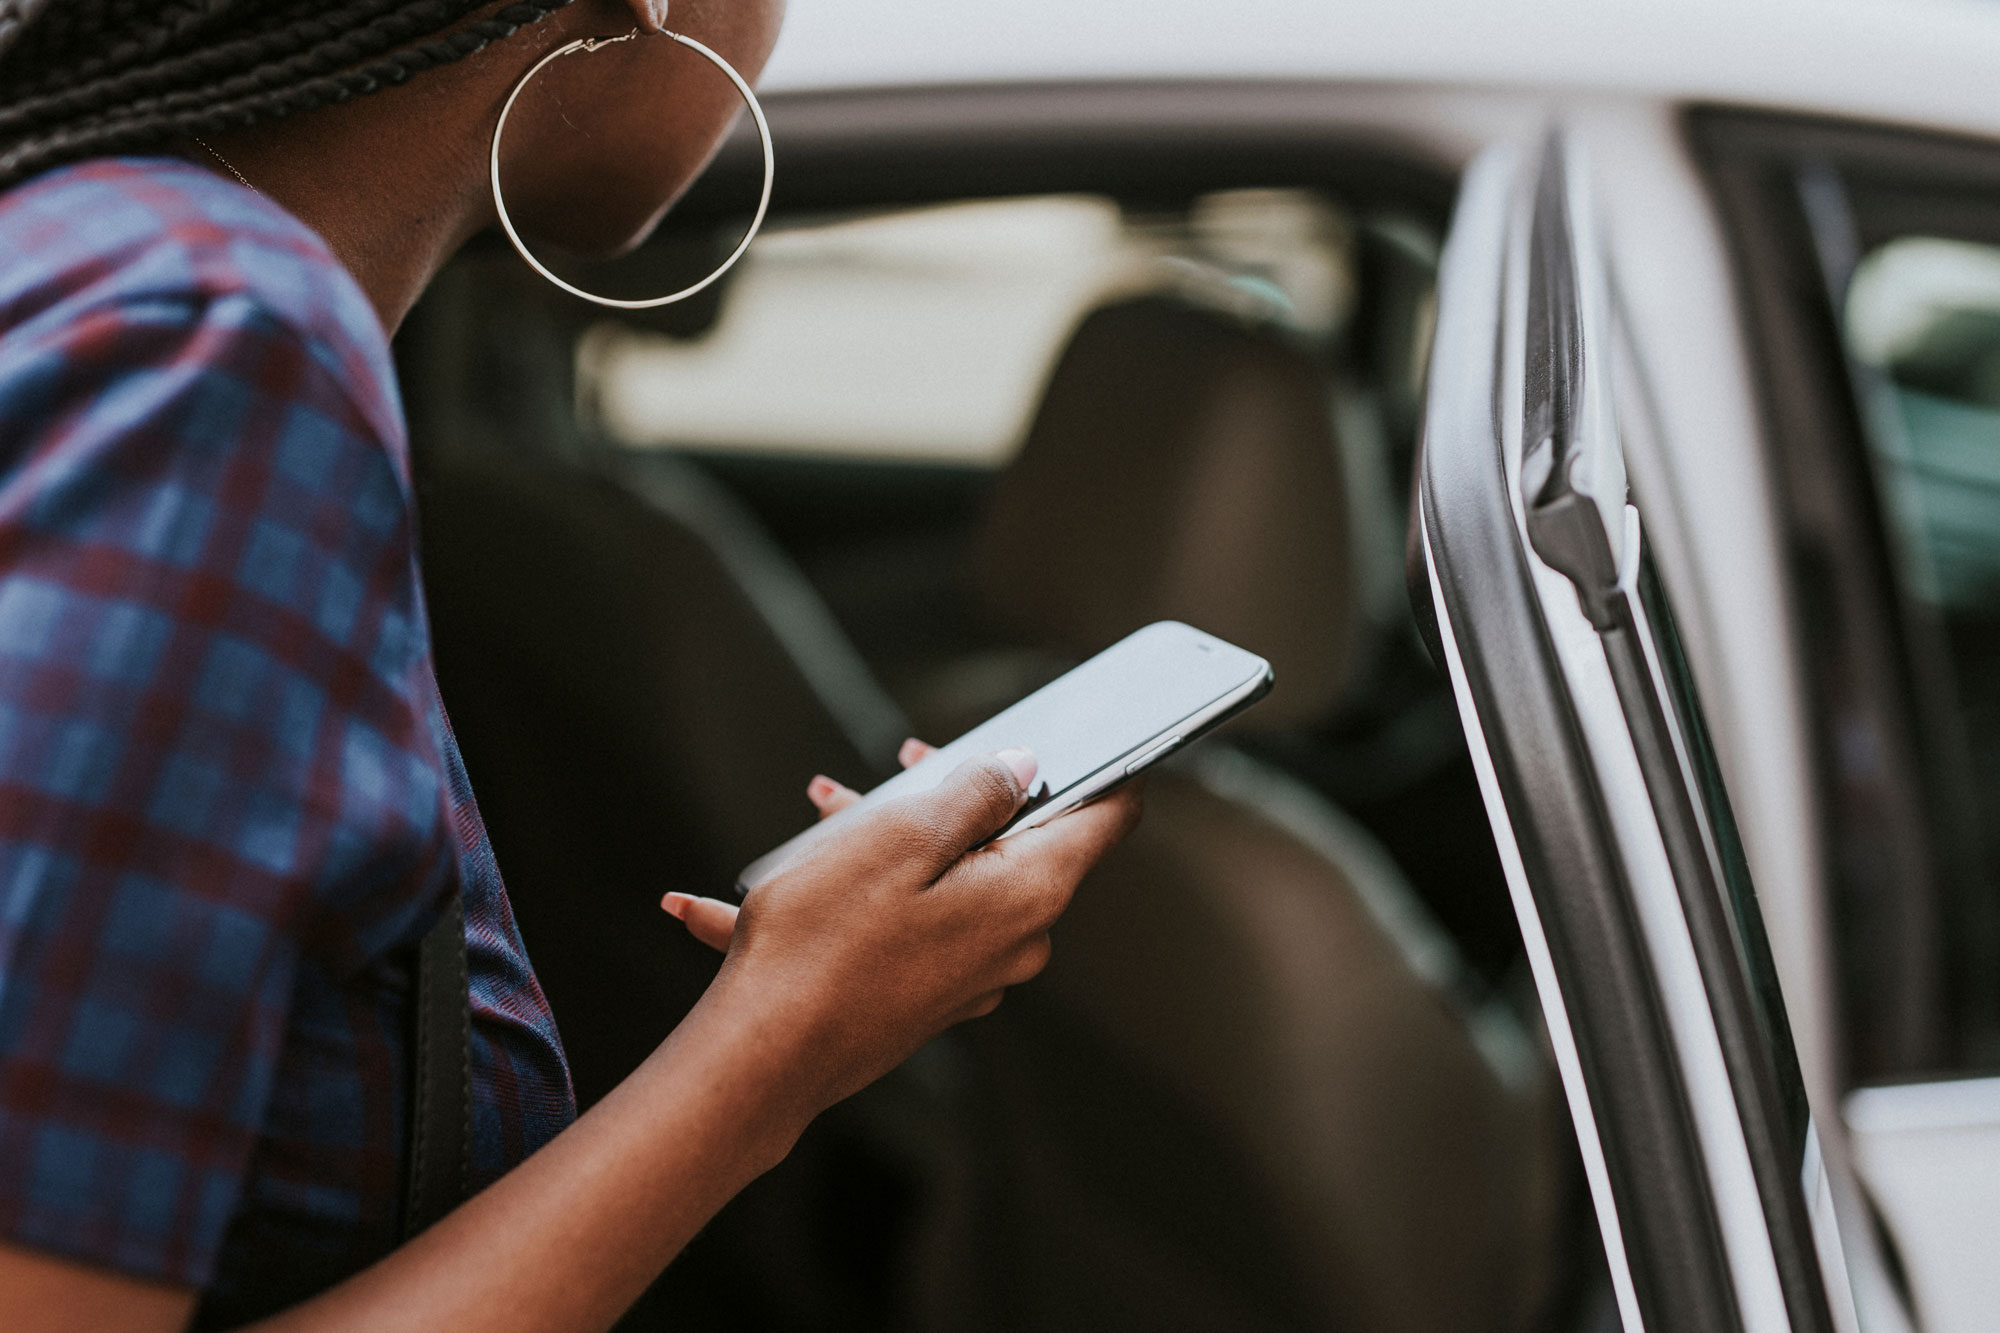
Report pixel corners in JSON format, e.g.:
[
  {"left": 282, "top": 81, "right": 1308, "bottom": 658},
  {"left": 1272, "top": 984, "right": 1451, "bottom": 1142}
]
[{"left": 0, "top": 155, "right": 402, "bottom": 449}]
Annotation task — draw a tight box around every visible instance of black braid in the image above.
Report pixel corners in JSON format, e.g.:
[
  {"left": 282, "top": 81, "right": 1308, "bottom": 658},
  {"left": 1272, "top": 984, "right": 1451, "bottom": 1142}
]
[
  {"left": 0, "top": 0, "right": 577, "bottom": 188},
  {"left": 8, "top": 0, "right": 289, "bottom": 102},
  {"left": 2, "top": 0, "right": 494, "bottom": 137}
]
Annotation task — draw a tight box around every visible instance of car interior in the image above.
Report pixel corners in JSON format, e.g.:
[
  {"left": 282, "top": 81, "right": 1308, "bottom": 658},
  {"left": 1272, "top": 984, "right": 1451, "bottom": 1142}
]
[{"left": 395, "top": 114, "right": 1616, "bottom": 1332}]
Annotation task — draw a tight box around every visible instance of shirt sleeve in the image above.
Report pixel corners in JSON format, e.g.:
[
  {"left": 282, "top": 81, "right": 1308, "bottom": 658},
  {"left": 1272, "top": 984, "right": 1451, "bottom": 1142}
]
[{"left": 0, "top": 286, "right": 447, "bottom": 1286}]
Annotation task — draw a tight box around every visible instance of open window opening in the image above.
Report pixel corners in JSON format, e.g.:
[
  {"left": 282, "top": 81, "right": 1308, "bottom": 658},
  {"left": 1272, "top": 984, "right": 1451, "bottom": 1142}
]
[{"left": 398, "top": 103, "right": 1611, "bottom": 1333}]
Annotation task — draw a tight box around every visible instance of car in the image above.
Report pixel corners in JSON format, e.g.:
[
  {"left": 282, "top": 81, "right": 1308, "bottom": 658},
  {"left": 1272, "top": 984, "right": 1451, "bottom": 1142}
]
[{"left": 395, "top": 1, "right": 2000, "bottom": 1328}]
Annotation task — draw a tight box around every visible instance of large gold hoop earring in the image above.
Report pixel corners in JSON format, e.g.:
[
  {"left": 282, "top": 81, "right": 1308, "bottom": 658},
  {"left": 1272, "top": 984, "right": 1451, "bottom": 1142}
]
[{"left": 488, "top": 27, "right": 776, "bottom": 310}]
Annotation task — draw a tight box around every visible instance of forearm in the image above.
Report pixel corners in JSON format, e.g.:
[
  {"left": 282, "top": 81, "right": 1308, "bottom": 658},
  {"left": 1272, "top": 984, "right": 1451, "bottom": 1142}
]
[
  {"left": 254, "top": 982, "right": 807, "bottom": 1333},
  {"left": 0, "top": 762, "right": 1134, "bottom": 1333}
]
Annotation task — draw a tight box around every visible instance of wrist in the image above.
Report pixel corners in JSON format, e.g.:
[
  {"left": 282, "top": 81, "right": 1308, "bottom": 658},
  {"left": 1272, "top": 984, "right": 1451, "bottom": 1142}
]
[{"left": 643, "top": 967, "right": 822, "bottom": 1167}]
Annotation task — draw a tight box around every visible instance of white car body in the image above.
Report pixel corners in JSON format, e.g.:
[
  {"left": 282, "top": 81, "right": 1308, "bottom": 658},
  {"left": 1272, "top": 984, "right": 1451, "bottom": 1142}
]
[{"left": 753, "top": 2, "right": 2000, "bottom": 1327}]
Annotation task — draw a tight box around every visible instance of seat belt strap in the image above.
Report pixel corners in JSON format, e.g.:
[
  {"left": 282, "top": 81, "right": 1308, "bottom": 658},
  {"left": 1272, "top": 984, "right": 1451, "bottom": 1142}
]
[{"left": 402, "top": 892, "right": 471, "bottom": 1240}]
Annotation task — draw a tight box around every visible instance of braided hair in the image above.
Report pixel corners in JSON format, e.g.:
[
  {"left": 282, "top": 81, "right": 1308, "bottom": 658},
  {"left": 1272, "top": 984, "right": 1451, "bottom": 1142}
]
[{"left": 0, "top": 0, "right": 578, "bottom": 188}]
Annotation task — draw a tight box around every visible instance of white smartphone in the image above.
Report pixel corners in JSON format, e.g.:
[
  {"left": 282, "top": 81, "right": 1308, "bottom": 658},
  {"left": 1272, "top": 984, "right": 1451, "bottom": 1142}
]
[{"left": 736, "top": 621, "right": 1274, "bottom": 895}]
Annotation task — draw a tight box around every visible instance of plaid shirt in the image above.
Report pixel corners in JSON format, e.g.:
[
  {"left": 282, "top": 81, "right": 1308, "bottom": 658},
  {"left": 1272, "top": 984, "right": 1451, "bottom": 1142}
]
[{"left": 0, "top": 157, "right": 575, "bottom": 1309}]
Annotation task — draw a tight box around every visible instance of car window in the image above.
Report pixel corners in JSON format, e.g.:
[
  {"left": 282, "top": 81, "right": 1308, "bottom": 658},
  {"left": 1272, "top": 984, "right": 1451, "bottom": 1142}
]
[
  {"left": 1847, "top": 238, "right": 2000, "bottom": 609},
  {"left": 1842, "top": 235, "right": 2000, "bottom": 1073},
  {"left": 574, "top": 190, "right": 1359, "bottom": 466}
]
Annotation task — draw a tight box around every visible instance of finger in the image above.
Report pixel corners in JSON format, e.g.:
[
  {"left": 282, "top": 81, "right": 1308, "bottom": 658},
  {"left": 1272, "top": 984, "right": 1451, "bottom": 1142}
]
[
  {"left": 891, "top": 750, "right": 1038, "bottom": 875},
  {"left": 897, "top": 738, "right": 937, "bottom": 769},
  {"left": 1012, "top": 783, "right": 1143, "bottom": 877},
  {"left": 950, "top": 783, "right": 1143, "bottom": 915},
  {"left": 662, "top": 893, "right": 739, "bottom": 952},
  {"left": 807, "top": 775, "right": 863, "bottom": 820}
]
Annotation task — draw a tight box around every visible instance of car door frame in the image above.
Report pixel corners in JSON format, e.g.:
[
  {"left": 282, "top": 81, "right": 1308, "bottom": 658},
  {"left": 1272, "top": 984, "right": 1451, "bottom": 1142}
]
[
  {"left": 1415, "top": 134, "right": 1848, "bottom": 1333},
  {"left": 1693, "top": 103, "right": 2000, "bottom": 1333}
]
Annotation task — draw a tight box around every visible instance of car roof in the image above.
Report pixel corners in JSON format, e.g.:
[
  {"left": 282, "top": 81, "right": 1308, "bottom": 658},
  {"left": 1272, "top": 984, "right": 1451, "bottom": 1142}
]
[{"left": 760, "top": 0, "right": 2000, "bottom": 142}]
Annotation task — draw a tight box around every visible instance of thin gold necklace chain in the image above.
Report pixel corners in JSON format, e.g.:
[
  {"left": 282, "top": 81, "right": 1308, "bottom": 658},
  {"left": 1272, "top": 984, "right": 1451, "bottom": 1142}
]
[{"left": 191, "top": 136, "right": 255, "bottom": 193}]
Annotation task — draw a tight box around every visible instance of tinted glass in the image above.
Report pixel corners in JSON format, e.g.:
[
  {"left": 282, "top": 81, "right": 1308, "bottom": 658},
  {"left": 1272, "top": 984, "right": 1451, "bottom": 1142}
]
[{"left": 1843, "top": 236, "right": 2000, "bottom": 1072}]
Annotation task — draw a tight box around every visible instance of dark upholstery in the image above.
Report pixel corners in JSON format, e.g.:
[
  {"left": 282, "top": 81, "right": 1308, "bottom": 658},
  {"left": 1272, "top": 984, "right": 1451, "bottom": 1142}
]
[{"left": 418, "top": 447, "right": 905, "bottom": 1110}]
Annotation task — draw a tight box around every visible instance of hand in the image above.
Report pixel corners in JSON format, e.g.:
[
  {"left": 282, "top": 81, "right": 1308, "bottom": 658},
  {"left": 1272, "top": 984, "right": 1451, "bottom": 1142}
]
[
  {"left": 662, "top": 737, "right": 937, "bottom": 949},
  {"left": 665, "top": 739, "right": 1141, "bottom": 1118}
]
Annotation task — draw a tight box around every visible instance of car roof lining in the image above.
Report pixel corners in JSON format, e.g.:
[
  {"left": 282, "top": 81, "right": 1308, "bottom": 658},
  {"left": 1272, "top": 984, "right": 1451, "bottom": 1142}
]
[{"left": 461, "top": 82, "right": 1469, "bottom": 257}]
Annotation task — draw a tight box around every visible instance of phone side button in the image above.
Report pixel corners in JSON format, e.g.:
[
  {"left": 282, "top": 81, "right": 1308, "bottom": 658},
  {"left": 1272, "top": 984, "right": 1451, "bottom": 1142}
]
[{"left": 1125, "top": 735, "right": 1183, "bottom": 776}]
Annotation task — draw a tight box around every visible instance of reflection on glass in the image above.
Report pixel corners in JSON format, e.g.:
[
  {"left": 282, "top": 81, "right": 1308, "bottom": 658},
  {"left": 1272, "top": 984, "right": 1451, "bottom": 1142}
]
[
  {"left": 1849, "top": 238, "right": 2000, "bottom": 609},
  {"left": 1845, "top": 237, "right": 2000, "bottom": 1072}
]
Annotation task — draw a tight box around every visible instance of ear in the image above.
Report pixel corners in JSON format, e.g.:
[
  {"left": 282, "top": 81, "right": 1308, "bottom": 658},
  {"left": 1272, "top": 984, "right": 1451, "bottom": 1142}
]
[{"left": 622, "top": 0, "right": 670, "bottom": 34}]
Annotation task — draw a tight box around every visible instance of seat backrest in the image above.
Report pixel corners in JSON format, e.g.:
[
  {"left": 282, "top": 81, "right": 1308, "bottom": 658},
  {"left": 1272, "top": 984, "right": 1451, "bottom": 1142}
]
[
  {"left": 974, "top": 295, "right": 1361, "bottom": 729},
  {"left": 417, "top": 446, "right": 907, "bottom": 1109},
  {"left": 929, "top": 295, "right": 1561, "bottom": 1332},
  {"left": 952, "top": 754, "right": 1557, "bottom": 1333}
]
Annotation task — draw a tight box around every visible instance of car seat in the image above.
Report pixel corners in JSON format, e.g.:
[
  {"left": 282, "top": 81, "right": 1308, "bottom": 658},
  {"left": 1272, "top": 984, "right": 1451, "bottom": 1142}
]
[
  {"left": 418, "top": 442, "right": 963, "bottom": 1330},
  {"left": 902, "top": 296, "right": 1562, "bottom": 1333},
  {"left": 417, "top": 446, "right": 910, "bottom": 1111},
  {"left": 413, "top": 291, "right": 1560, "bottom": 1332}
]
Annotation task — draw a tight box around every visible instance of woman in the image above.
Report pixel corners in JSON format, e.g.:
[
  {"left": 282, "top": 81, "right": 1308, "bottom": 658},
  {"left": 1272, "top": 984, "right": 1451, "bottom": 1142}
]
[{"left": 0, "top": 1, "right": 1140, "bottom": 1328}]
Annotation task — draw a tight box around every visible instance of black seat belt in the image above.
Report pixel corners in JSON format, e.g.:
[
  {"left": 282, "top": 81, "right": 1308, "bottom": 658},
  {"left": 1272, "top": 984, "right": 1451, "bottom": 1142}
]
[{"left": 402, "top": 892, "right": 471, "bottom": 1240}]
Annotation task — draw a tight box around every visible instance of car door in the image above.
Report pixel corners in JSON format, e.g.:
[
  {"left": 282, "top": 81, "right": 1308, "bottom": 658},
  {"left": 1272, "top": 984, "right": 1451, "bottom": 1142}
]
[{"left": 1415, "top": 135, "right": 1862, "bottom": 1333}]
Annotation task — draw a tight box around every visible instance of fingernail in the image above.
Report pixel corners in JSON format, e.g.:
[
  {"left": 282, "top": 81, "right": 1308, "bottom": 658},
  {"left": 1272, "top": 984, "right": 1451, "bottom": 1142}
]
[
  {"left": 995, "top": 747, "right": 1038, "bottom": 791},
  {"left": 661, "top": 893, "right": 691, "bottom": 920},
  {"left": 898, "top": 738, "right": 928, "bottom": 766},
  {"left": 807, "top": 775, "right": 837, "bottom": 803}
]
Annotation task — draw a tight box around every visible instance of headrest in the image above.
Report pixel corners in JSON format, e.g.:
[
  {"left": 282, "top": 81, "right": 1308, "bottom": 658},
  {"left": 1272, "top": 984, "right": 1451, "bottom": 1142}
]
[{"left": 972, "top": 296, "right": 1359, "bottom": 729}]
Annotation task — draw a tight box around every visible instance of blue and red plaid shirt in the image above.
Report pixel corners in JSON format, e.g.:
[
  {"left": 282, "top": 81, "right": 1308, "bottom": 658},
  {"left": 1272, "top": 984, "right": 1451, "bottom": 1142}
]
[{"left": 0, "top": 156, "right": 575, "bottom": 1309}]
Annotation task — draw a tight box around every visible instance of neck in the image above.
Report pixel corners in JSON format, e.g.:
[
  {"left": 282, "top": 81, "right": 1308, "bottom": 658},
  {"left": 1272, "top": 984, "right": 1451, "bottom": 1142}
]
[{"left": 195, "top": 40, "right": 520, "bottom": 337}]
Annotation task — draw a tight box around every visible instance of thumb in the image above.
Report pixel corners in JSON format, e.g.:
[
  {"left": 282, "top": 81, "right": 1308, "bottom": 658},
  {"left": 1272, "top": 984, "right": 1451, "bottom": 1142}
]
[{"left": 903, "top": 749, "right": 1039, "bottom": 873}]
